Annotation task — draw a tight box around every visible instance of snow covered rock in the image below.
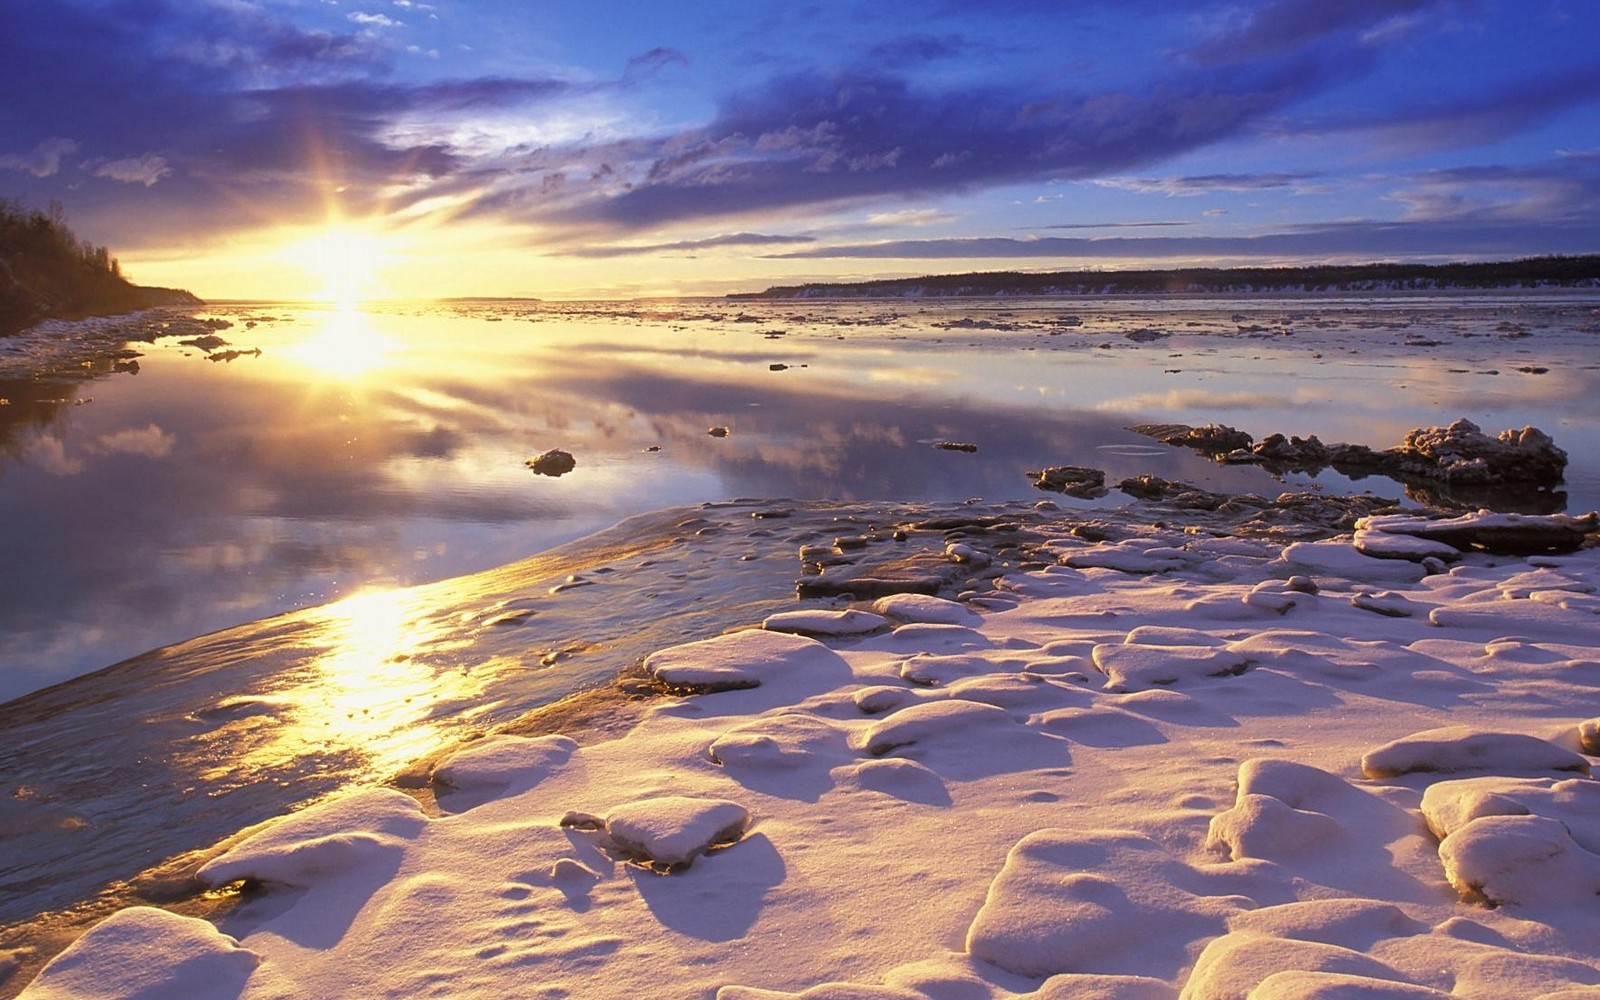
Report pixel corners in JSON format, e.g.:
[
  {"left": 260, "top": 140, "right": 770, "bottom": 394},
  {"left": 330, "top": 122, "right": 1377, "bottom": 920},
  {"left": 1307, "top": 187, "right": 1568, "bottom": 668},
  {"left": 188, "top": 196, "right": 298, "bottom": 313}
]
[
  {"left": 762, "top": 609, "right": 887, "bottom": 637},
  {"left": 1243, "top": 971, "right": 1451, "bottom": 999},
  {"left": 1181, "top": 933, "right": 1407, "bottom": 1000},
  {"left": 1353, "top": 528, "right": 1462, "bottom": 562},
  {"left": 966, "top": 829, "right": 1251, "bottom": 979},
  {"left": 1360, "top": 727, "right": 1591, "bottom": 779},
  {"left": 1062, "top": 544, "right": 1193, "bottom": 575},
  {"left": 1093, "top": 642, "right": 1250, "bottom": 690},
  {"left": 430, "top": 734, "right": 577, "bottom": 793},
  {"left": 643, "top": 629, "right": 838, "bottom": 692},
  {"left": 18, "top": 906, "right": 259, "bottom": 1000},
  {"left": 197, "top": 787, "right": 427, "bottom": 889},
  {"left": 1436, "top": 814, "right": 1600, "bottom": 907},
  {"left": 1205, "top": 760, "right": 1358, "bottom": 862},
  {"left": 597, "top": 795, "right": 750, "bottom": 870},
  {"left": 1277, "top": 542, "right": 1425, "bottom": 584},
  {"left": 1356, "top": 509, "right": 1597, "bottom": 557},
  {"left": 708, "top": 713, "right": 848, "bottom": 768},
  {"left": 870, "top": 593, "right": 982, "bottom": 626},
  {"left": 860, "top": 699, "right": 1015, "bottom": 756},
  {"left": 1580, "top": 718, "right": 1600, "bottom": 756},
  {"left": 1033, "top": 974, "right": 1177, "bottom": 1000},
  {"left": 1224, "top": 899, "right": 1424, "bottom": 949}
]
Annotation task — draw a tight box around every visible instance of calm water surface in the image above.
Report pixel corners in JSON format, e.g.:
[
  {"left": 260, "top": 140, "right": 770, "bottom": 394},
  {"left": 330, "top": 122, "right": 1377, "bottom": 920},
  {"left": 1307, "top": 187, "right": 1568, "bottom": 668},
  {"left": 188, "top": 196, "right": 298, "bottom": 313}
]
[{"left": 2, "top": 293, "right": 1598, "bottom": 702}]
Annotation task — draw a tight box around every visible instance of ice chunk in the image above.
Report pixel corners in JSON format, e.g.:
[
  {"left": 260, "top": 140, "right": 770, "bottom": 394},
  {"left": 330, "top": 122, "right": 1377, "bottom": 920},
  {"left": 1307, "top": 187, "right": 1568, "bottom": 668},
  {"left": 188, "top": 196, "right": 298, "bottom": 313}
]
[
  {"left": 1278, "top": 542, "right": 1425, "bottom": 584},
  {"left": 18, "top": 906, "right": 258, "bottom": 1000},
  {"left": 430, "top": 734, "right": 577, "bottom": 793},
  {"left": 198, "top": 787, "right": 426, "bottom": 888},
  {"left": 1437, "top": 814, "right": 1600, "bottom": 907},
  {"left": 1182, "top": 933, "right": 1406, "bottom": 1000},
  {"left": 644, "top": 629, "right": 835, "bottom": 691},
  {"left": 1361, "top": 727, "right": 1591, "bottom": 779},
  {"left": 870, "top": 593, "right": 982, "bottom": 626},
  {"left": 966, "top": 829, "right": 1251, "bottom": 978},
  {"left": 762, "top": 609, "right": 887, "bottom": 637},
  {"left": 602, "top": 795, "right": 750, "bottom": 869}
]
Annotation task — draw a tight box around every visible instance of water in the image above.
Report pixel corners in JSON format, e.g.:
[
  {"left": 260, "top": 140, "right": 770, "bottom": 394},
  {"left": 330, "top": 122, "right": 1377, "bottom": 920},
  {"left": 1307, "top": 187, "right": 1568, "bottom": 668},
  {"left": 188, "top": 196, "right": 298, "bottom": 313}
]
[{"left": 1, "top": 292, "right": 1597, "bottom": 930}]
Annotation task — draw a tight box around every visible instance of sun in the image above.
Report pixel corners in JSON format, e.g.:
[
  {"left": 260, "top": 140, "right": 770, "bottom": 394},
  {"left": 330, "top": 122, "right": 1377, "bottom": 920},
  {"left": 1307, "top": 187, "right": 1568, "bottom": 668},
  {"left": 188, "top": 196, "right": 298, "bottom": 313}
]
[{"left": 282, "top": 225, "right": 393, "bottom": 306}]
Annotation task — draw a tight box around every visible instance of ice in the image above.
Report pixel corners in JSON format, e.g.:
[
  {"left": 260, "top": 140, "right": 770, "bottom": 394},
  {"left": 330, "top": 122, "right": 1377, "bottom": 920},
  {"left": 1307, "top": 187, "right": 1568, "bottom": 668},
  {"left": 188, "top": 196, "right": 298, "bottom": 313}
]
[
  {"left": 197, "top": 788, "right": 426, "bottom": 888},
  {"left": 17, "top": 907, "right": 258, "bottom": 1000},
  {"left": 763, "top": 609, "right": 889, "bottom": 637},
  {"left": 429, "top": 734, "right": 577, "bottom": 794},
  {"left": 870, "top": 594, "right": 982, "bottom": 626},
  {"left": 1361, "top": 727, "right": 1591, "bottom": 779}
]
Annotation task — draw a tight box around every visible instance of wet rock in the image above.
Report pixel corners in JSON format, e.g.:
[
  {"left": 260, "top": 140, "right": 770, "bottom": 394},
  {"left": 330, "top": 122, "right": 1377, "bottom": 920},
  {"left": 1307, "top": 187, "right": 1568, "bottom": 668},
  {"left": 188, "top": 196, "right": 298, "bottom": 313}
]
[
  {"left": 525, "top": 448, "right": 576, "bottom": 476},
  {"left": 1128, "top": 422, "right": 1253, "bottom": 456},
  {"left": 1033, "top": 465, "right": 1108, "bottom": 498},
  {"left": 708, "top": 425, "right": 730, "bottom": 437}
]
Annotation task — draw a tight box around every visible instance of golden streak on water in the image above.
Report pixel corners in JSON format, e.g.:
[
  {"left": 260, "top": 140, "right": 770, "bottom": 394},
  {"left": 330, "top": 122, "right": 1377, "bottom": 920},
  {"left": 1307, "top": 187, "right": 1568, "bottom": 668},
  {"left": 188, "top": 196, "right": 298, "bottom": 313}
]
[{"left": 264, "top": 587, "right": 467, "bottom": 773}]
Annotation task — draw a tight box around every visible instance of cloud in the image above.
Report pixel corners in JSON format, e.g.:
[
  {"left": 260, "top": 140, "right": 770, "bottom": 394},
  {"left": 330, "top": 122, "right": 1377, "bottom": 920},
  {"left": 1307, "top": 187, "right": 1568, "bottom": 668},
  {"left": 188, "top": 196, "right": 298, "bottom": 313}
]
[
  {"left": 348, "top": 12, "right": 401, "bottom": 28},
  {"left": 541, "top": 57, "right": 1341, "bottom": 233},
  {"left": 1040, "top": 221, "right": 1193, "bottom": 230},
  {"left": 865, "top": 209, "right": 959, "bottom": 227},
  {"left": 1187, "top": 0, "right": 1450, "bottom": 64},
  {"left": 565, "top": 232, "right": 815, "bottom": 258},
  {"left": 91, "top": 154, "right": 172, "bottom": 187},
  {"left": 625, "top": 47, "right": 690, "bottom": 76},
  {"left": 0, "top": 137, "right": 79, "bottom": 177},
  {"left": 1095, "top": 173, "right": 1321, "bottom": 196}
]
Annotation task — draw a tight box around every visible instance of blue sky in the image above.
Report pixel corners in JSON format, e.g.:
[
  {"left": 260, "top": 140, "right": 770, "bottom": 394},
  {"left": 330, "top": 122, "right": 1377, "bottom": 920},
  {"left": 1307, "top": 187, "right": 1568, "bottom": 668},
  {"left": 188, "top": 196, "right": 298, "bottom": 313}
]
[{"left": 1, "top": 0, "right": 1597, "bottom": 296}]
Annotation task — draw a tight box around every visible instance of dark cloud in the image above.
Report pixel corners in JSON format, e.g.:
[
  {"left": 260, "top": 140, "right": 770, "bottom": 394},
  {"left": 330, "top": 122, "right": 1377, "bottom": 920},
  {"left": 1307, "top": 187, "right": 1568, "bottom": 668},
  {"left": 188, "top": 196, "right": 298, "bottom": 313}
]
[
  {"left": 566, "top": 232, "right": 816, "bottom": 258},
  {"left": 865, "top": 34, "right": 968, "bottom": 67},
  {"left": 626, "top": 46, "right": 690, "bottom": 76},
  {"left": 545, "top": 57, "right": 1338, "bottom": 233}
]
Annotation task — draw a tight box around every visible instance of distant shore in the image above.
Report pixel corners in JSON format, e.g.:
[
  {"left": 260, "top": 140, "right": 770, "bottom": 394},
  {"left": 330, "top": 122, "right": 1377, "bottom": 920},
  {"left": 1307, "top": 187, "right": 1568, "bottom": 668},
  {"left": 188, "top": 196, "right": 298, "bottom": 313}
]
[{"left": 731, "top": 254, "right": 1600, "bottom": 299}]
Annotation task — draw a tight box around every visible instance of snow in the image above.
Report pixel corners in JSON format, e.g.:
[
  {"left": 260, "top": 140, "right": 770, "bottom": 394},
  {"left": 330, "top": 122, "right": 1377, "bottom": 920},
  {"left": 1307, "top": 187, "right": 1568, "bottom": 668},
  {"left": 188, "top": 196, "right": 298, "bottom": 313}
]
[{"left": 17, "top": 512, "right": 1600, "bottom": 1000}]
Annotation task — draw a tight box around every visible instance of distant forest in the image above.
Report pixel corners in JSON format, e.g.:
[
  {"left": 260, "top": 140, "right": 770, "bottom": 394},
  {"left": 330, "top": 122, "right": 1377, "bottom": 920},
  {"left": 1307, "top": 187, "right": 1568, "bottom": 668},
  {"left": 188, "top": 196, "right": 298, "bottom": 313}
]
[
  {"left": 0, "top": 200, "right": 197, "bottom": 333},
  {"left": 732, "top": 255, "right": 1600, "bottom": 299}
]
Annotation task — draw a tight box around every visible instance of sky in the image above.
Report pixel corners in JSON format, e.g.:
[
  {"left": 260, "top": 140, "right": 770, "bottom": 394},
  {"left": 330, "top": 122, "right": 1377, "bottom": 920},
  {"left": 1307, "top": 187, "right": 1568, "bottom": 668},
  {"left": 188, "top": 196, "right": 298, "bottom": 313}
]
[{"left": 1, "top": 0, "right": 1597, "bottom": 299}]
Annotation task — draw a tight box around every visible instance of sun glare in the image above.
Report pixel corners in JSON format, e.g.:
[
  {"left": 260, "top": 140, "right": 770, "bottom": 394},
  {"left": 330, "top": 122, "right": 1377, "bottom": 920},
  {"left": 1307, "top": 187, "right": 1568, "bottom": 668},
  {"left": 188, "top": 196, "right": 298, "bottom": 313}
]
[{"left": 283, "top": 225, "right": 393, "bottom": 306}]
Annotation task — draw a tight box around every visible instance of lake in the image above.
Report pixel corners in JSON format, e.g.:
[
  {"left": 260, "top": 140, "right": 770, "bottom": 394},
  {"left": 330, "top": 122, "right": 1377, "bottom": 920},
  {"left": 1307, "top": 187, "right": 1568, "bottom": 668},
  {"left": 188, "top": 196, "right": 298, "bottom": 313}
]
[{"left": 3, "top": 293, "right": 1598, "bottom": 703}]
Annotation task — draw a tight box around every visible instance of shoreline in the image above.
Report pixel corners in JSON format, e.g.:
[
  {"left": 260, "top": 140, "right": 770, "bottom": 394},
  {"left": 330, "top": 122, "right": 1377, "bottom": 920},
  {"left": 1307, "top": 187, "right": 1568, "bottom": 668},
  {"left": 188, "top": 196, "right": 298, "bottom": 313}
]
[{"left": 5, "top": 492, "right": 1598, "bottom": 996}]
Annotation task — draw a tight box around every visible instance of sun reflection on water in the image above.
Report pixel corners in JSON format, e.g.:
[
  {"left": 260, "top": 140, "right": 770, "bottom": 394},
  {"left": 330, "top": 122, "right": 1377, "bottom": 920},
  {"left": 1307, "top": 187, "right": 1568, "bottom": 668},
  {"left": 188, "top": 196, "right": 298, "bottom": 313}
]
[{"left": 283, "top": 308, "right": 398, "bottom": 380}]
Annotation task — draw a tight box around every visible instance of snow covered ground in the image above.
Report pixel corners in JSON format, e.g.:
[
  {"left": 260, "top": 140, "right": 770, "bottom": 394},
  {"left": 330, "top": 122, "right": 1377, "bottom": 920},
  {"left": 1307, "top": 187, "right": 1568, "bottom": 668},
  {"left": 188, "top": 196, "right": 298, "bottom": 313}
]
[{"left": 13, "top": 508, "right": 1600, "bottom": 999}]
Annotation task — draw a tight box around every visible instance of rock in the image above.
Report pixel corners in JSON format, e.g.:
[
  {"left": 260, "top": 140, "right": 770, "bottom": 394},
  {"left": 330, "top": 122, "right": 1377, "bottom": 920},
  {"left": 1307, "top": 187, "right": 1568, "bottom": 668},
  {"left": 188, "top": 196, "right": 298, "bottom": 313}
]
[
  {"left": 526, "top": 448, "right": 576, "bottom": 476},
  {"left": 601, "top": 795, "right": 749, "bottom": 869},
  {"left": 933, "top": 440, "right": 978, "bottom": 453},
  {"left": 708, "top": 425, "right": 730, "bottom": 437},
  {"left": 1356, "top": 511, "right": 1598, "bottom": 557},
  {"left": 1396, "top": 419, "right": 1567, "bottom": 486},
  {"left": 1034, "top": 465, "right": 1109, "bottom": 498},
  {"left": 1128, "top": 422, "right": 1254, "bottom": 456}
]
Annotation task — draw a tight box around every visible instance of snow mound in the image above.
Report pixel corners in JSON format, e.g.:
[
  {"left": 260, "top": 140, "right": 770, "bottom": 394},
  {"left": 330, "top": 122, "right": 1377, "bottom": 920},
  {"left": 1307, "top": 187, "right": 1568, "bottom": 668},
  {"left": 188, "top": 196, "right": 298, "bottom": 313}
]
[
  {"left": 1093, "top": 641, "right": 1250, "bottom": 690},
  {"left": 1205, "top": 760, "right": 1360, "bottom": 861},
  {"left": 860, "top": 699, "right": 1016, "bottom": 756},
  {"left": 644, "top": 629, "right": 836, "bottom": 691},
  {"left": 1243, "top": 971, "right": 1451, "bottom": 999},
  {"left": 966, "top": 829, "right": 1252, "bottom": 978},
  {"left": 1436, "top": 814, "right": 1600, "bottom": 907},
  {"left": 1277, "top": 542, "right": 1425, "bottom": 584},
  {"left": 898, "top": 652, "right": 993, "bottom": 686},
  {"left": 709, "top": 713, "right": 848, "bottom": 768},
  {"left": 716, "top": 984, "right": 921, "bottom": 999},
  {"left": 598, "top": 795, "right": 750, "bottom": 869},
  {"left": 834, "top": 757, "right": 949, "bottom": 804},
  {"left": 429, "top": 733, "right": 577, "bottom": 793},
  {"left": 1420, "top": 776, "right": 1600, "bottom": 852},
  {"left": 1360, "top": 727, "right": 1591, "bottom": 779},
  {"left": 1034, "top": 974, "right": 1177, "bottom": 999},
  {"left": 763, "top": 609, "right": 887, "bottom": 637},
  {"left": 870, "top": 593, "right": 982, "bottom": 626},
  {"left": 18, "top": 906, "right": 258, "bottom": 1000},
  {"left": 1182, "top": 933, "right": 1407, "bottom": 1000},
  {"left": 1062, "top": 543, "right": 1194, "bottom": 574},
  {"left": 1353, "top": 529, "right": 1462, "bottom": 562},
  {"left": 852, "top": 685, "right": 915, "bottom": 714},
  {"left": 197, "top": 787, "right": 426, "bottom": 888},
  {"left": 1225, "top": 899, "right": 1424, "bottom": 949},
  {"left": 1033, "top": 707, "right": 1166, "bottom": 748}
]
